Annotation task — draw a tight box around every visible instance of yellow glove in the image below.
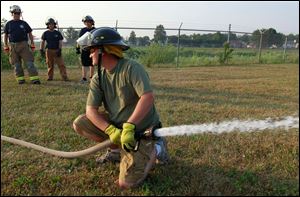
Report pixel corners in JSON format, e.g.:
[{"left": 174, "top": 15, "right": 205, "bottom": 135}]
[
  {"left": 121, "top": 123, "right": 136, "bottom": 152},
  {"left": 104, "top": 124, "right": 121, "bottom": 145}
]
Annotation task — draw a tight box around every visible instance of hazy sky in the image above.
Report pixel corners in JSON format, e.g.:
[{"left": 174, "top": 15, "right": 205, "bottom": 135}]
[{"left": 1, "top": 1, "right": 299, "bottom": 39}]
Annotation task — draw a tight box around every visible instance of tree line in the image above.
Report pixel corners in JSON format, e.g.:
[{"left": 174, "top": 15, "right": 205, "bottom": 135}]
[
  {"left": 128, "top": 25, "right": 299, "bottom": 48},
  {"left": 61, "top": 25, "right": 298, "bottom": 49}
]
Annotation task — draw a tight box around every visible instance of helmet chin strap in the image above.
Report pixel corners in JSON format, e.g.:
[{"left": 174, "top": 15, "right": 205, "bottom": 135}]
[{"left": 97, "top": 47, "right": 103, "bottom": 91}]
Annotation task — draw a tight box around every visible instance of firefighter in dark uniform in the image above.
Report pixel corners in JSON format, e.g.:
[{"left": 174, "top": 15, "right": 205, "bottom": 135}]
[
  {"left": 76, "top": 15, "right": 96, "bottom": 83},
  {"left": 40, "top": 18, "right": 69, "bottom": 81},
  {"left": 3, "top": 5, "right": 41, "bottom": 84}
]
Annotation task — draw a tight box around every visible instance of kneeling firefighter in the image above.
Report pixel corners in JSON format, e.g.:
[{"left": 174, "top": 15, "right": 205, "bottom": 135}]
[{"left": 73, "top": 27, "right": 169, "bottom": 189}]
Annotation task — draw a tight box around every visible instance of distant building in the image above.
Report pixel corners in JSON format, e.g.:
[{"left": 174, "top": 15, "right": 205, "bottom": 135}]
[
  {"left": 246, "top": 43, "right": 256, "bottom": 48},
  {"left": 230, "top": 40, "right": 246, "bottom": 48},
  {"left": 283, "top": 40, "right": 299, "bottom": 49}
]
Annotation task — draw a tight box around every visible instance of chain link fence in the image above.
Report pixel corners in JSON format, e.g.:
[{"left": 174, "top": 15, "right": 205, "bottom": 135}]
[{"left": 1, "top": 25, "right": 299, "bottom": 70}]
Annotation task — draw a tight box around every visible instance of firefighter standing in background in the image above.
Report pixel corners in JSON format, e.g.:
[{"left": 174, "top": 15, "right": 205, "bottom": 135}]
[
  {"left": 76, "top": 15, "right": 96, "bottom": 83},
  {"left": 3, "top": 5, "right": 41, "bottom": 84},
  {"left": 40, "top": 18, "right": 69, "bottom": 81}
]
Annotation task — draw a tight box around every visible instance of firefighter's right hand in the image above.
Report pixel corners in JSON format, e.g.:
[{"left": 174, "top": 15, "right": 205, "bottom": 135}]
[
  {"left": 40, "top": 49, "right": 45, "bottom": 58},
  {"left": 121, "top": 123, "right": 136, "bottom": 152},
  {"left": 56, "top": 48, "right": 62, "bottom": 57},
  {"left": 104, "top": 124, "right": 121, "bottom": 145},
  {"left": 3, "top": 46, "right": 9, "bottom": 53},
  {"left": 76, "top": 47, "right": 81, "bottom": 54}
]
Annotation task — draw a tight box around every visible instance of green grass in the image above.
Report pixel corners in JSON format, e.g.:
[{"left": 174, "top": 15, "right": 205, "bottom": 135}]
[{"left": 1, "top": 63, "right": 299, "bottom": 196}]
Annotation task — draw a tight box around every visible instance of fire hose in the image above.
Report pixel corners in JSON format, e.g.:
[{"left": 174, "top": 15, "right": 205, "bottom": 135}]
[
  {"left": 1, "top": 135, "right": 113, "bottom": 159},
  {"left": 0, "top": 128, "right": 156, "bottom": 158}
]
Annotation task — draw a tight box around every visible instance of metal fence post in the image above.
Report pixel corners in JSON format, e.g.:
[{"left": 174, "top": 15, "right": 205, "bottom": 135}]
[
  {"left": 176, "top": 22, "right": 183, "bottom": 68},
  {"left": 283, "top": 36, "right": 287, "bottom": 62},
  {"left": 227, "top": 24, "right": 231, "bottom": 43}
]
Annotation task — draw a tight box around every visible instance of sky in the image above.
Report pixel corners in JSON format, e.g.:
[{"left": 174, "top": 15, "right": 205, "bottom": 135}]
[{"left": 1, "top": 1, "right": 299, "bottom": 39}]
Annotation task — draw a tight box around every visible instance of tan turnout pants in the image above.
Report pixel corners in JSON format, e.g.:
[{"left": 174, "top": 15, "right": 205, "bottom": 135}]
[
  {"left": 73, "top": 114, "right": 156, "bottom": 184},
  {"left": 46, "top": 49, "right": 68, "bottom": 80}
]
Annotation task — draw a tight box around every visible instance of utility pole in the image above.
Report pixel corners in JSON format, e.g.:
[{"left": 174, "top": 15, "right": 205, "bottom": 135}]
[
  {"left": 176, "top": 22, "right": 183, "bottom": 68},
  {"left": 227, "top": 24, "right": 231, "bottom": 43}
]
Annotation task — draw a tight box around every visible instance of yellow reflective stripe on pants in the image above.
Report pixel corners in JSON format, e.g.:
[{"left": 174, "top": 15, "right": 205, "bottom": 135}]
[
  {"left": 16, "top": 76, "right": 25, "bottom": 81},
  {"left": 29, "top": 76, "right": 40, "bottom": 81}
]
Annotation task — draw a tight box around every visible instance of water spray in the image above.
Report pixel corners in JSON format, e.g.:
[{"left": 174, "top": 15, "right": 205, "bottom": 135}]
[
  {"left": 153, "top": 115, "right": 299, "bottom": 137},
  {"left": 1, "top": 116, "right": 298, "bottom": 158}
]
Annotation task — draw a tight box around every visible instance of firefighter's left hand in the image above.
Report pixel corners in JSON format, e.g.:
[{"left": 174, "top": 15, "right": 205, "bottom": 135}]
[
  {"left": 104, "top": 124, "right": 121, "bottom": 145},
  {"left": 56, "top": 48, "right": 62, "bottom": 57},
  {"left": 121, "top": 122, "right": 136, "bottom": 152},
  {"left": 30, "top": 44, "right": 35, "bottom": 51}
]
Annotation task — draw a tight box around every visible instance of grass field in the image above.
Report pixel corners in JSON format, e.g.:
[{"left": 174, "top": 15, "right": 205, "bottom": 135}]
[{"left": 1, "top": 63, "right": 299, "bottom": 196}]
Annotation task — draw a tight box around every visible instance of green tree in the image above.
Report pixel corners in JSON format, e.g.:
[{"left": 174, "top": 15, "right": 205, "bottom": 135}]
[
  {"left": 166, "top": 35, "right": 178, "bottom": 45},
  {"left": 212, "top": 31, "right": 227, "bottom": 47},
  {"left": 180, "top": 34, "right": 192, "bottom": 46},
  {"left": 190, "top": 33, "right": 202, "bottom": 47},
  {"left": 265, "top": 28, "right": 284, "bottom": 47},
  {"left": 251, "top": 28, "right": 284, "bottom": 48},
  {"left": 154, "top": 24, "right": 167, "bottom": 44},
  {"left": 239, "top": 34, "right": 251, "bottom": 44},
  {"left": 128, "top": 31, "right": 137, "bottom": 45},
  {"left": 251, "top": 29, "right": 268, "bottom": 48},
  {"left": 63, "top": 27, "right": 79, "bottom": 45},
  {"left": 136, "top": 36, "right": 150, "bottom": 46}
]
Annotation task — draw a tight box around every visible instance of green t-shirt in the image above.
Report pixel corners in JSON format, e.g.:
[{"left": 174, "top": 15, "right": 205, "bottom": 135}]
[{"left": 87, "top": 58, "right": 160, "bottom": 131}]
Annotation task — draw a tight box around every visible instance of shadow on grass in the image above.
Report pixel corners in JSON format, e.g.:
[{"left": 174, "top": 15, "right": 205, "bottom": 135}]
[
  {"left": 142, "top": 158, "right": 298, "bottom": 196},
  {"left": 1, "top": 146, "right": 298, "bottom": 196}
]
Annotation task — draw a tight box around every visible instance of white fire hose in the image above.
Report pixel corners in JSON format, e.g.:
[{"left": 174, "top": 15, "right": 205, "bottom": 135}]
[{"left": 1, "top": 135, "right": 113, "bottom": 159}]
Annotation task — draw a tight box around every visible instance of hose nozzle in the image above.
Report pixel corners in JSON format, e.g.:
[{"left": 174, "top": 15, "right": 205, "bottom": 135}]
[{"left": 133, "top": 126, "right": 160, "bottom": 152}]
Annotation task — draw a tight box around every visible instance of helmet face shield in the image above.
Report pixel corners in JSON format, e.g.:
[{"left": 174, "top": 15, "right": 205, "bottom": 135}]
[
  {"left": 76, "top": 27, "right": 129, "bottom": 51},
  {"left": 76, "top": 31, "right": 94, "bottom": 49}
]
